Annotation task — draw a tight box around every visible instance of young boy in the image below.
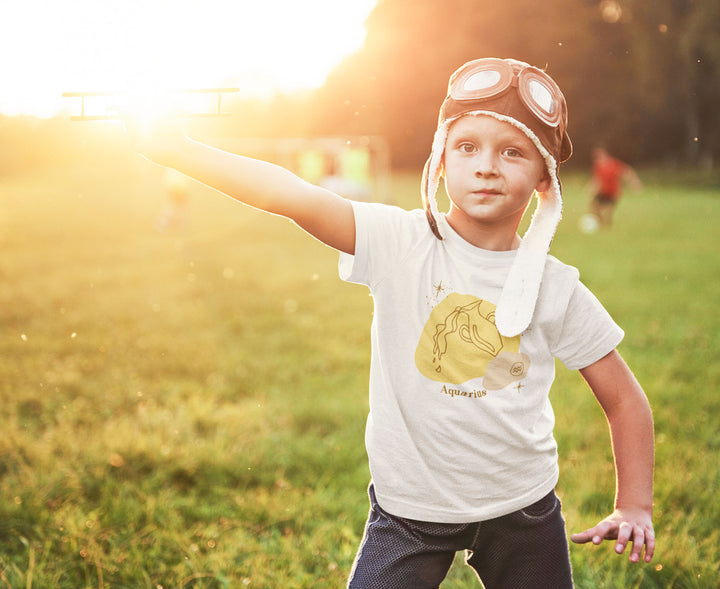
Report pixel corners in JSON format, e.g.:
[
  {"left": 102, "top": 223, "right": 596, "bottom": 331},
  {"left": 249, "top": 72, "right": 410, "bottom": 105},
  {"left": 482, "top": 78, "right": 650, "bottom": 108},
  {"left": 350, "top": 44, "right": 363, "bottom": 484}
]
[{"left": 125, "top": 58, "right": 655, "bottom": 588}]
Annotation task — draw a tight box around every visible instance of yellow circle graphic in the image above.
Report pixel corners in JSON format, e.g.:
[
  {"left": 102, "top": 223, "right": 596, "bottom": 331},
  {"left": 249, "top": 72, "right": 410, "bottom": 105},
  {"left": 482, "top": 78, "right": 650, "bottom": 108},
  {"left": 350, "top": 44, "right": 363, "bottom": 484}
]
[{"left": 415, "top": 293, "right": 526, "bottom": 386}]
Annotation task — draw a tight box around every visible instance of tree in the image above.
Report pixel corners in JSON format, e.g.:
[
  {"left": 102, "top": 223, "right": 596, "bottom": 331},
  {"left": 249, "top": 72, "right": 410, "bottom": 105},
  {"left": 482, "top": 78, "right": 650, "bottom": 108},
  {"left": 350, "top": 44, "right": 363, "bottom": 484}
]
[{"left": 307, "top": 0, "right": 720, "bottom": 168}]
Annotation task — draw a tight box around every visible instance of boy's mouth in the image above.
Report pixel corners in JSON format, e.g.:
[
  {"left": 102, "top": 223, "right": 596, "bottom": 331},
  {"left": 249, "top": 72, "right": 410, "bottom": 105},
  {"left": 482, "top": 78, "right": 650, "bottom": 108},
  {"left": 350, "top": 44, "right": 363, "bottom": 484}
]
[{"left": 472, "top": 188, "right": 502, "bottom": 198}]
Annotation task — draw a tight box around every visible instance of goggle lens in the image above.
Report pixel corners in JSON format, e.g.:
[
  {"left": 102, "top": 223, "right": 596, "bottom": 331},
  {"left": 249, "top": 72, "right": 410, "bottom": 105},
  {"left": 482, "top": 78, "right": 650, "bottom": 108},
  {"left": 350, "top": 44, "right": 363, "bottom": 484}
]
[
  {"left": 465, "top": 70, "right": 502, "bottom": 92},
  {"left": 527, "top": 79, "right": 554, "bottom": 115},
  {"left": 450, "top": 59, "right": 563, "bottom": 128}
]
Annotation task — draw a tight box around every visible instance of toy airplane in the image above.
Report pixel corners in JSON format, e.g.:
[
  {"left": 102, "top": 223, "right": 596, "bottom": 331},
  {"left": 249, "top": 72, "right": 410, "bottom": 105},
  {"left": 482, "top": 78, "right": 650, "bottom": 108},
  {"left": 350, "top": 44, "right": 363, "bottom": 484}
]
[{"left": 62, "top": 87, "right": 239, "bottom": 121}]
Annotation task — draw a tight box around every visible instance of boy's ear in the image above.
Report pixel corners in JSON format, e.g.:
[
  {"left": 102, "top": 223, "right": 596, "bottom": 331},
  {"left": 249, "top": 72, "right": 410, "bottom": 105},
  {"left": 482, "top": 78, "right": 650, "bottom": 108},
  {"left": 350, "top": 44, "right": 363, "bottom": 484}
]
[{"left": 536, "top": 171, "right": 552, "bottom": 193}]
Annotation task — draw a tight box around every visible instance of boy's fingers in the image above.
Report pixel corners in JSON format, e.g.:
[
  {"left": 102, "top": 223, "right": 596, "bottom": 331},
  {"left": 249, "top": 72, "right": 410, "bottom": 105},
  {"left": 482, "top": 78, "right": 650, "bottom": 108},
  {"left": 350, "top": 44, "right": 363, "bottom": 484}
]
[
  {"left": 644, "top": 528, "right": 656, "bottom": 562},
  {"left": 571, "top": 521, "right": 615, "bottom": 544},
  {"left": 570, "top": 526, "right": 599, "bottom": 544},
  {"left": 614, "top": 521, "right": 633, "bottom": 554},
  {"left": 573, "top": 516, "right": 655, "bottom": 563},
  {"left": 634, "top": 526, "right": 648, "bottom": 562},
  {"left": 595, "top": 520, "right": 617, "bottom": 542},
  {"left": 628, "top": 532, "right": 645, "bottom": 563},
  {"left": 570, "top": 530, "right": 592, "bottom": 544},
  {"left": 616, "top": 523, "right": 656, "bottom": 564}
]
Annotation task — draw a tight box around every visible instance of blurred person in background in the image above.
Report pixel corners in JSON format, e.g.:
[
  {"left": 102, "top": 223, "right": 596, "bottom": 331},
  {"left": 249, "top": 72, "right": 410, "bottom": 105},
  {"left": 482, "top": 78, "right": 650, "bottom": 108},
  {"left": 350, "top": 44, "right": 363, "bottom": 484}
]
[{"left": 587, "top": 147, "right": 643, "bottom": 228}]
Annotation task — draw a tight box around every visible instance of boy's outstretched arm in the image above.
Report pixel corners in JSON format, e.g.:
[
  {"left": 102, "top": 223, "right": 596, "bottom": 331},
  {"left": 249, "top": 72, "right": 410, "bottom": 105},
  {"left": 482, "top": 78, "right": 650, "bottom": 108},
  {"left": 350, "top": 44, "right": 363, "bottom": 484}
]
[
  {"left": 572, "top": 350, "right": 655, "bottom": 563},
  {"left": 125, "top": 117, "right": 356, "bottom": 254}
]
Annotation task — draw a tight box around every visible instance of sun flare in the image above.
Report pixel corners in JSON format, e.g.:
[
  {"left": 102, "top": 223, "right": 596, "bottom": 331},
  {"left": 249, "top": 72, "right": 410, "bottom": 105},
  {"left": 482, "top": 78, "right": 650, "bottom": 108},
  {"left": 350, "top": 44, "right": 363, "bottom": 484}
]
[{"left": 1, "top": 0, "right": 377, "bottom": 118}]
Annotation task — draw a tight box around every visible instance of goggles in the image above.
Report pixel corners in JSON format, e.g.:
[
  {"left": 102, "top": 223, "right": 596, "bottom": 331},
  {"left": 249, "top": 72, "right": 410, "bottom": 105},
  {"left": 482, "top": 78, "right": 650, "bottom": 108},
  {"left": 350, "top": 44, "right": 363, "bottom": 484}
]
[
  {"left": 439, "top": 58, "right": 572, "bottom": 163},
  {"left": 450, "top": 58, "right": 563, "bottom": 127}
]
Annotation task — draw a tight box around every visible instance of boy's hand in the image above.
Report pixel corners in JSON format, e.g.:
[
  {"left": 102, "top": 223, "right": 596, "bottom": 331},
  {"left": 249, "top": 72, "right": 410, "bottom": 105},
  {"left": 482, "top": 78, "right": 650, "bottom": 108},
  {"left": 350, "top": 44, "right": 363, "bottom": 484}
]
[
  {"left": 571, "top": 507, "right": 655, "bottom": 563},
  {"left": 119, "top": 98, "right": 188, "bottom": 165}
]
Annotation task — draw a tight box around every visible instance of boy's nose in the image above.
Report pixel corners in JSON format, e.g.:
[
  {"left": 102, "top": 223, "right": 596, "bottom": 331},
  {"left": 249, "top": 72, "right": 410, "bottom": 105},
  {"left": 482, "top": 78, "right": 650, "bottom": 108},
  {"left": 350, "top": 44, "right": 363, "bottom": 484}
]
[{"left": 475, "top": 151, "right": 499, "bottom": 176}]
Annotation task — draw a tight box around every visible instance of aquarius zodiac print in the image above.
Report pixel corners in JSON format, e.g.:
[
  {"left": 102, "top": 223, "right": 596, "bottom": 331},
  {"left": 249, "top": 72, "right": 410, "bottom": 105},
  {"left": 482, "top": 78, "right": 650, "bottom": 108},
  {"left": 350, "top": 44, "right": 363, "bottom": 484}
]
[{"left": 415, "top": 293, "right": 530, "bottom": 388}]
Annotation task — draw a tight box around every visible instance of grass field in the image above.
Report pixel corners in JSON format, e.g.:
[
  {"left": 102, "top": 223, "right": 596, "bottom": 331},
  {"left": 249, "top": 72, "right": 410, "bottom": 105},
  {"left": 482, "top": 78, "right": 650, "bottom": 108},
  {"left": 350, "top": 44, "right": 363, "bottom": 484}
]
[{"left": 1, "top": 146, "right": 719, "bottom": 588}]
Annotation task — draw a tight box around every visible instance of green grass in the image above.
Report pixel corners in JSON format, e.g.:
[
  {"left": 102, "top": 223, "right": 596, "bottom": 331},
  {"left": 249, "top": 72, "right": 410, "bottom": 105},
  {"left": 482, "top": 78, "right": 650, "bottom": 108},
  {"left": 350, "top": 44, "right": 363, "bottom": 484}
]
[{"left": 1, "top": 151, "right": 719, "bottom": 588}]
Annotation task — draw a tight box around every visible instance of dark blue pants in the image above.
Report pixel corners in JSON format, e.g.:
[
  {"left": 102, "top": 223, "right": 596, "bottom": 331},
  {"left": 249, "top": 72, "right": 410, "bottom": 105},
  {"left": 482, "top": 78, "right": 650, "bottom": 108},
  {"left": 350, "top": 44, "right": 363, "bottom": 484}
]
[{"left": 348, "top": 484, "right": 573, "bottom": 589}]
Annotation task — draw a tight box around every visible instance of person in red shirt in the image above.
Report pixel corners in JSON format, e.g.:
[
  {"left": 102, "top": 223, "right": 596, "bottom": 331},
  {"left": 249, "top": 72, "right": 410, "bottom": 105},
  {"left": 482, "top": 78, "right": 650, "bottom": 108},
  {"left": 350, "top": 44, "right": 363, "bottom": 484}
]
[{"left": 588, "top": 147, "right": 643, "bottom": 227}]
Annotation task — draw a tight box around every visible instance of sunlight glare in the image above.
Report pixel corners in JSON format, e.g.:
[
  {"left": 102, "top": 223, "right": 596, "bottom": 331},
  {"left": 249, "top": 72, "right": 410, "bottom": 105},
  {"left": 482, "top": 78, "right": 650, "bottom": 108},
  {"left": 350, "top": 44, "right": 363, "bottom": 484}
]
[{"left": 1, "top": 0, "right": 377, "bottom": 117}]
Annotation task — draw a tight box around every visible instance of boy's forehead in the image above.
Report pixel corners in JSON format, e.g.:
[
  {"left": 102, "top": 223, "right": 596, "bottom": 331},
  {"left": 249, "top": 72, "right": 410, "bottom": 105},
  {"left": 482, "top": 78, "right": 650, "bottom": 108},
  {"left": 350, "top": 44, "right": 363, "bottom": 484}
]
[{"left": 448, "top": 115, "right": 540, "bottom": 148}]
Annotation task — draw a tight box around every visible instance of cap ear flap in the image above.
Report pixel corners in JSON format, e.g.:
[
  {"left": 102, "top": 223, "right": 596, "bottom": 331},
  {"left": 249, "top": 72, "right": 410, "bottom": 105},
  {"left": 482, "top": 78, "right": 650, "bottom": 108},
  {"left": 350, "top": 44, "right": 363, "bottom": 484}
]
[
  {"left": 421, "top": 157, "right": 443, "bottom": 240},
  {"left": 495, "top": 170, "right": 563, "bottom": 337},
  {"left": 424, "top": 202, "right": 442, "bottom": 240},
  {"left": 422, "top": 122, "right": 451, "bottom": 240}
]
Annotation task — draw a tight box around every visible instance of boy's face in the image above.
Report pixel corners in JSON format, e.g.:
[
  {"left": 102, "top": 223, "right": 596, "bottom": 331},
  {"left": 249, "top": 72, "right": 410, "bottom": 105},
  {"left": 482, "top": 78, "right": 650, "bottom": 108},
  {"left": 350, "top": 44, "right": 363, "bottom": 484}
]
[{"left": 443, "top": 115, "right": 550, "bottom": 248}]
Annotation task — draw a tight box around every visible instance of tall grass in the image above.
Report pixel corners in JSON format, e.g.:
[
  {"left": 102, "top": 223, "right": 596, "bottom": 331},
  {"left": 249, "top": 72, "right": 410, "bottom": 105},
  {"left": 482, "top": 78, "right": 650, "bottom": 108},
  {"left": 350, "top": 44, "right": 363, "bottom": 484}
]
[{"left": 1, "top": 149, "right": 718, "bottom": 588}]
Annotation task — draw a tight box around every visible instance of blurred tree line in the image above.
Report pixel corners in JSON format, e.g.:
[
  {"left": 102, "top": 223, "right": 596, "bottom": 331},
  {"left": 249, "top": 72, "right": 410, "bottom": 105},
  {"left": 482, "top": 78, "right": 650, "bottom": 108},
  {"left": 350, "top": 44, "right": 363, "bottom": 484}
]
[
  {"left": 227, "top": 0, "right": 720, "bottom": 170},
  {"left": 2, "top": 0, "right": 718, "bottom": 175}
]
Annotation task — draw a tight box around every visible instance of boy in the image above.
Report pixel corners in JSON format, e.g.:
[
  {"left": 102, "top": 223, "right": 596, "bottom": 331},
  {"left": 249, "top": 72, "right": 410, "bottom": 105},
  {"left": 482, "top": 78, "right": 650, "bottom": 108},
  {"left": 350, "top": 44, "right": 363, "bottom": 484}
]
[{"left": 125, "top": 58, "right": 655, "bottom": 588}]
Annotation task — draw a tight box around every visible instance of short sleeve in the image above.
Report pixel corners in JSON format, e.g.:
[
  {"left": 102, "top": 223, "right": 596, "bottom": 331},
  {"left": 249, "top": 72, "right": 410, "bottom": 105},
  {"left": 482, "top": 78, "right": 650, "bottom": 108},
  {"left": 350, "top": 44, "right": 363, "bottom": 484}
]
[
  {"left": 552, "top": 281, "right": 625, "bottom": 370},
  {"left": 339, "top": 201, "right": 430, "bottom": 288}
]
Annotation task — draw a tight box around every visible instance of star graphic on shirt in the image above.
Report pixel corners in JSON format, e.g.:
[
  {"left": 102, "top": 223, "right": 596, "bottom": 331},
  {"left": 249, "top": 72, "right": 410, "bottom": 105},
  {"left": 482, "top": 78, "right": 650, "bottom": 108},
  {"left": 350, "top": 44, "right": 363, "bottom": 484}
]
[{"left": 426, "top": 281, "right": 450, "bottom": 307}]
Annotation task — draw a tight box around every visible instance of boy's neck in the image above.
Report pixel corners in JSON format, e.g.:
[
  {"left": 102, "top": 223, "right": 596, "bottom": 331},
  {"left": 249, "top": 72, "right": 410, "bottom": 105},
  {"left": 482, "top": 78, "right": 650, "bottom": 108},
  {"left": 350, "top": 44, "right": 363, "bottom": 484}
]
[{"left": 444, "top": 214, "right": 522, "bottom": 251}]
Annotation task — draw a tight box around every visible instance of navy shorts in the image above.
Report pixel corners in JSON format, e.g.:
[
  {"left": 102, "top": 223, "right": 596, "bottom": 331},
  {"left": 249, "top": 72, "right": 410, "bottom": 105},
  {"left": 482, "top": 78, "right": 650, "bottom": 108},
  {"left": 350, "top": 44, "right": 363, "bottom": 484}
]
[
  {"left": 348, "top": 484, "right": 573, "bottom": 589},
  {"left": 593, "top": 192, "right": 617, "bottom": 205}
]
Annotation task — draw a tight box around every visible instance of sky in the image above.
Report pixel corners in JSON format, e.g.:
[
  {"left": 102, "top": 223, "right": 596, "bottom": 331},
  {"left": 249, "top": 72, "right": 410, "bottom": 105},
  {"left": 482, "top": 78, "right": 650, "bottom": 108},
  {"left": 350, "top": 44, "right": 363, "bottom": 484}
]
[{"left": 0, "top": 0, "right": 377, "bottom": 118}]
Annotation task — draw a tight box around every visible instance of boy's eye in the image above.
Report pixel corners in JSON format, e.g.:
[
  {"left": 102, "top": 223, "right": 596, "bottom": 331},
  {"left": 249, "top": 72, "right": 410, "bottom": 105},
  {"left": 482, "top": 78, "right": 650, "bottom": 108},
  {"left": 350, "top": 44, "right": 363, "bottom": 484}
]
[
  {"left": 459, "top": 142, "right": 476, "bottom": 153},
  {"left": 503, "top": 147, "right": 522, "bottom": 157}
]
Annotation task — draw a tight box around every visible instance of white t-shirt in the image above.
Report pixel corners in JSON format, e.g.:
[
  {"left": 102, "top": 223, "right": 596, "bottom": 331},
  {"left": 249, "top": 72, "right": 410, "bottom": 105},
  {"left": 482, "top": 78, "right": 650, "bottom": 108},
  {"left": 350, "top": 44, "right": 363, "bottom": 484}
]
[{"left": 339, "top": 201, "right": 624, "bottom": 523}]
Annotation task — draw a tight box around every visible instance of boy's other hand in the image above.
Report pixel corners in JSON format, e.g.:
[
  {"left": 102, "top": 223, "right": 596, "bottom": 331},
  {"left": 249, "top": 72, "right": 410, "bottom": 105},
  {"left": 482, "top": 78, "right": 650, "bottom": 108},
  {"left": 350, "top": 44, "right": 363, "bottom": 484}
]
[{"left": 570, "top": 507, "right": 655, "bottom": 563}]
